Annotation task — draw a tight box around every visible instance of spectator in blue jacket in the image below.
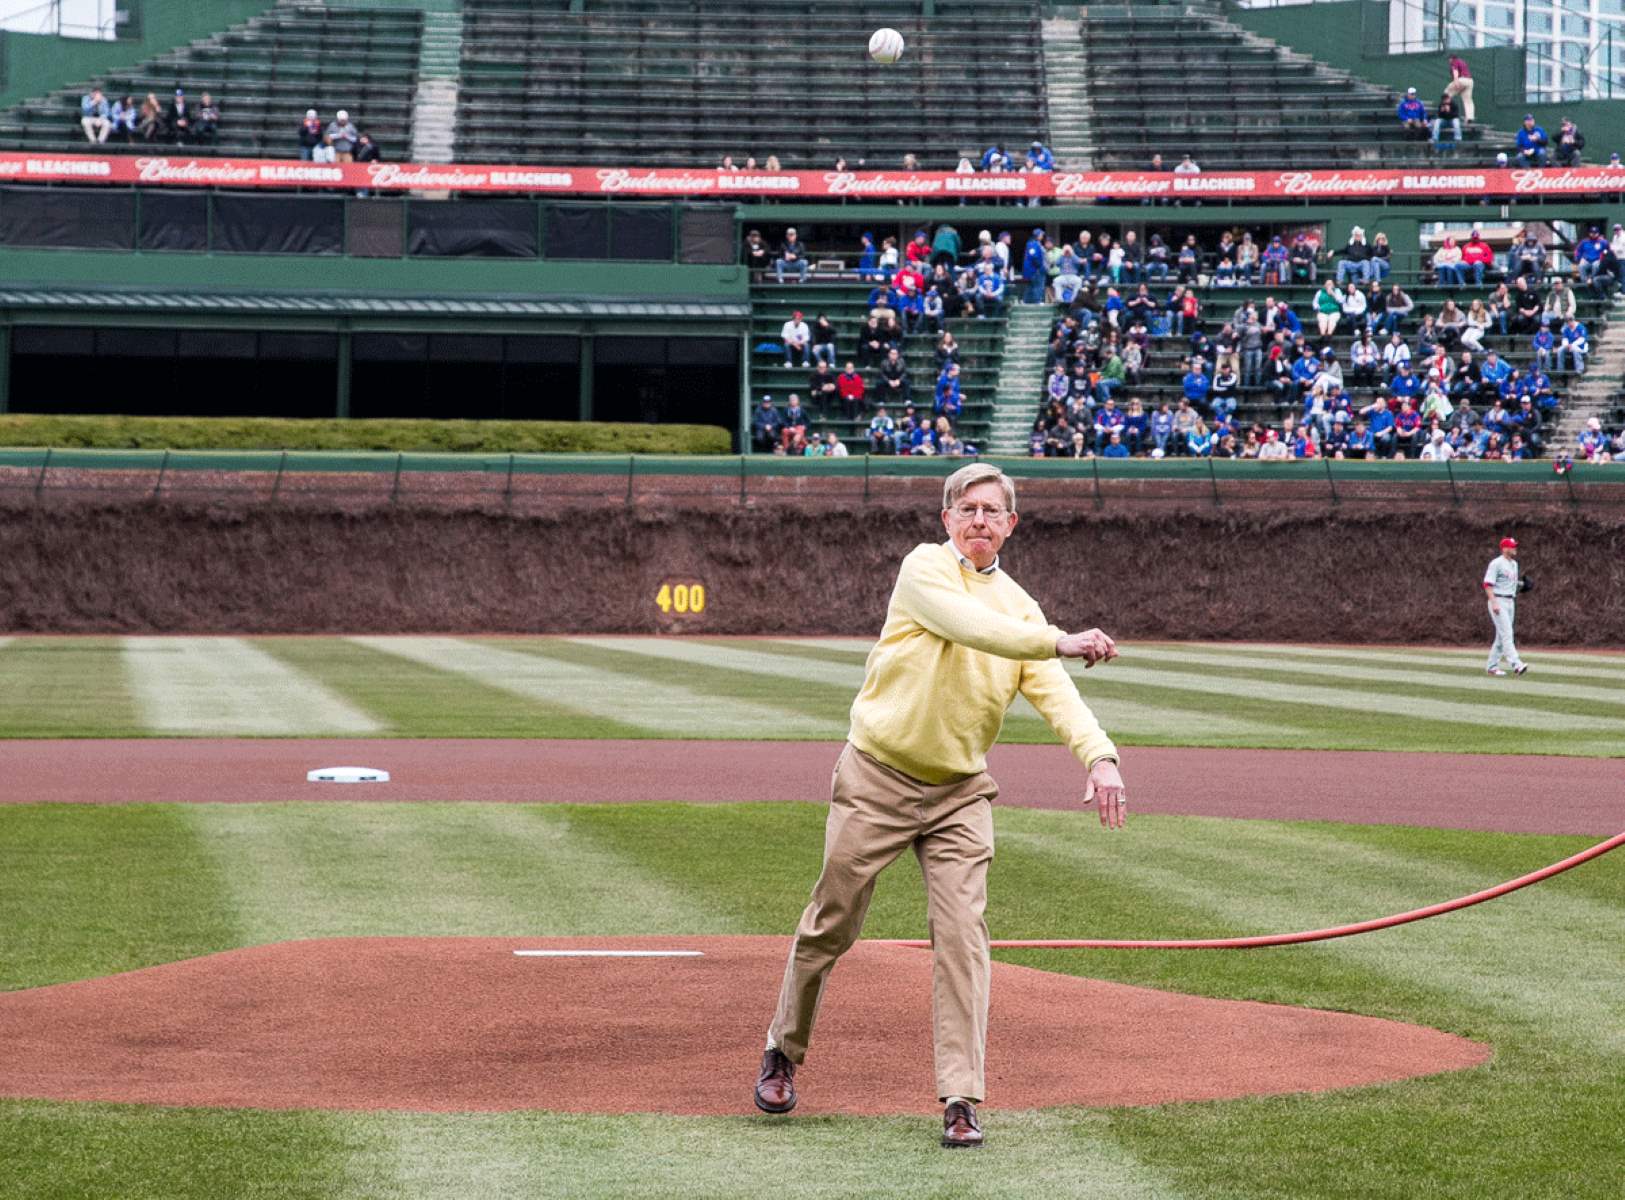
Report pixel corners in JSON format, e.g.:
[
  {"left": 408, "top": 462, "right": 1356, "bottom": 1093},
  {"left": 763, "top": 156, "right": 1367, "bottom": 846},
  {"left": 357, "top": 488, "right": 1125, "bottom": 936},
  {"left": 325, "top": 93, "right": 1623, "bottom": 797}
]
[
  {"left": 1480, "top": 349, "right": 1511, "bottom": 400},
  {"left": 857, "top": 232, "right": 881, "bottom": 281},
  {"left": 975, "top": 265, "right": 1005, "bottom": 318},
  {"left": 1025, "top": 141, "right": 1054, "bottom": 207},
  {"left": 1516, "top": 115, "right": 1549, "bottom": 165},
  {"left": 1345, "top": 419, "right": 1376, "bottom": 459},
  {"left": 867, "top": 405, "right": 897, "bottom": 454},
  {"left": 934, "top": 363, "right": 964, "bottom": 418},
  {"left": 1397, "top": 88, "right": 1428, "bottom": 137},
  {"left": 1574, "top": 226, "right": 1609, "bottom": 285},
  {"left": 1182, "top": 359, "right": 1212, "bottom": 411},
  {"left": 1093, "top": 398, "right": 1127, "bottom": 452},
  {"left": 1531, "top": 324, "right": 1556, "bottom": 373},
  {"left": 1149, "top": 402, "right": 1175, "bottom": 455},
  {"left": 1290, "top": 348, "right": 1320, "bottom": 404},
  {"left": 979, "top": 144, "right": 1007, "bottom": 172},
  {"left": 80, "top": 88, "right": 111, "bottom": 143},
  {"left": 1390, "top": 361, "right": 1422, "bottom": 401},
  {"left": 110, "top": 94, "right": 139, "bottom": 143},
  {"left": 1022, "top": 228, "right": 1048, "bottom": 304},
  {"left": 1558, "top": 315, "right": 1589, "bottom": 374},
  {"left": 1361, "top": 396, "right": 1398, "bottom": 457},
  {"left": 751, "top": 396, "right": 784, "bottom": 452},
  {"left": 1121, "top": 399, "right": 1149, "bottom": 455}
]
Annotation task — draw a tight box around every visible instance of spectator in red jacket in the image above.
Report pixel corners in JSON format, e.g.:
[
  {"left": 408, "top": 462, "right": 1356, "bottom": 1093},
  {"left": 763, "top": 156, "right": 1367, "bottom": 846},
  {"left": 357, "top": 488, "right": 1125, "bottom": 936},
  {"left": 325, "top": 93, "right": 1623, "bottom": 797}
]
[
  {"left": 836, "top": 362, "right": 867, "bottom": 419},
  {"left": 1461, "top": 231, "right": 1496, "bottom": 286}
]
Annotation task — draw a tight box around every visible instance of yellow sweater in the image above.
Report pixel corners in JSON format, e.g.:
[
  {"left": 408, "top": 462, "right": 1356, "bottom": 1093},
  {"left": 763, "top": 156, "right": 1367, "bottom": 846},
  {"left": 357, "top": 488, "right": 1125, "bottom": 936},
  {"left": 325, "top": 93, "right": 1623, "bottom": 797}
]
[{"left": 848, "top": 542, "right": 1118, "bottom": 785}]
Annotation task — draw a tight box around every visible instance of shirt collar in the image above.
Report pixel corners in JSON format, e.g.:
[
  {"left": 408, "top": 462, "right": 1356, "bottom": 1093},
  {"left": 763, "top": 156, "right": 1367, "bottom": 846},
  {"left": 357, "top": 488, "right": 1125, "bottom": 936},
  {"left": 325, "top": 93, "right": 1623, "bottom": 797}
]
[{"left": 949, "top": 543, "right": 999, "bottom": 574}]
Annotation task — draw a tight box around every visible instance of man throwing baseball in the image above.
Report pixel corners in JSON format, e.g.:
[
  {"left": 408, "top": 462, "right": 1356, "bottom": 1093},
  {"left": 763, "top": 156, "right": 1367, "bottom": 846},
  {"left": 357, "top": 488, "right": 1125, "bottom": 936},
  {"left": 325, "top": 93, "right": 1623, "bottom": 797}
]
[
  {"left": 1484, "top": 536, "right": 1527, "bottom": 676},
  {"left": 753, "top": 462, "right": 1125, "bottom": 1149}
]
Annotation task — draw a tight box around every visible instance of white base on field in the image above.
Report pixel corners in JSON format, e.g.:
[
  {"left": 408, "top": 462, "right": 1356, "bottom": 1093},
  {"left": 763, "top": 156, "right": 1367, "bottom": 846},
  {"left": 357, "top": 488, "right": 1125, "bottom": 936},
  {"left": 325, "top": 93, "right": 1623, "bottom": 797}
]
[{"left": 306, "top": 767, "right": 391, "bottom": 783}]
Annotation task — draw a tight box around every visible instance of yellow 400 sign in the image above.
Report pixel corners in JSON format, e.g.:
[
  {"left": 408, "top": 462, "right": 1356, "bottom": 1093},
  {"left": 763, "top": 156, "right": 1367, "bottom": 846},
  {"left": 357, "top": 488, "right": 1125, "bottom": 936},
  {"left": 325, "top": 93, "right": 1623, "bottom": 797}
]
[{"left": 655, "top": 581, "right": 707, "bottom": 615}]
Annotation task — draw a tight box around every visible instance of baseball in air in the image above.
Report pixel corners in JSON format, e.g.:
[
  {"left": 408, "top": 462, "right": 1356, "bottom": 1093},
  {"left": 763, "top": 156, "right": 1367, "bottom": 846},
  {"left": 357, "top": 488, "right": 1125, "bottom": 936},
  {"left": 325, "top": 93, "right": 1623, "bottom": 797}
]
[{"left": 868, "top": 27, "right": 905, "bottom": 64}]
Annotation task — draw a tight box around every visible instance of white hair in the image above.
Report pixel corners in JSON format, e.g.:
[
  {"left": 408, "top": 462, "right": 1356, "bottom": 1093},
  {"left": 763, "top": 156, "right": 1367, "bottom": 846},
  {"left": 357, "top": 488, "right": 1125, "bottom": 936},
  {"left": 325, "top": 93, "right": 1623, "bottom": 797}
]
[{"left": 943, "top": 463, "right": 1016, "bottom": 513}]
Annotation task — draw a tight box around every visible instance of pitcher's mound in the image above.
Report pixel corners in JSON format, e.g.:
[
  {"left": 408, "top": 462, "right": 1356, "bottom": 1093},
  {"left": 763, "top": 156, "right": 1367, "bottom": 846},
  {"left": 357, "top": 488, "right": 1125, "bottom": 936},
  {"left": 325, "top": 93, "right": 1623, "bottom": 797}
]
[{"left": 0, "top": 936, "right": 1488, "bottom": 1114}]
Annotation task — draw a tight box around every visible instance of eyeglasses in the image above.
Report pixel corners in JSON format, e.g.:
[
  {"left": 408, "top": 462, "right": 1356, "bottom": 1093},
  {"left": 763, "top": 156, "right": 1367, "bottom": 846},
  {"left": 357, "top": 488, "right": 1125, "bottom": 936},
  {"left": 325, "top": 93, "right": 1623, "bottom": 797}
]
[{"left": 951, "top": 503, "right": 1010, "bottom": 521}]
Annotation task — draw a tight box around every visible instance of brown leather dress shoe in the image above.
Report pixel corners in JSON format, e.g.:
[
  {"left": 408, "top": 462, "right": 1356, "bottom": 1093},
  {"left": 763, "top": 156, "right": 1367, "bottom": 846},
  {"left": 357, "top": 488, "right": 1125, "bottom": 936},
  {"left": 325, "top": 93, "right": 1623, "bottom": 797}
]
[
  {"left": 754, "top": 1048, "right": 797, "bottom": 1113},
  {"left": 942, "top": 1100, "right": 984, "bottom": 1149}
]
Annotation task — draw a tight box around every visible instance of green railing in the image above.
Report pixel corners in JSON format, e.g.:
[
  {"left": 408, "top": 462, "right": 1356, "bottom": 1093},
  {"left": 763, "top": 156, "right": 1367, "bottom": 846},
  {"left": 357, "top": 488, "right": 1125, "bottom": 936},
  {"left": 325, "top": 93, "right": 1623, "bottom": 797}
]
[{"left": 1, "top": 448, "right": 1618, "bottom": 508}]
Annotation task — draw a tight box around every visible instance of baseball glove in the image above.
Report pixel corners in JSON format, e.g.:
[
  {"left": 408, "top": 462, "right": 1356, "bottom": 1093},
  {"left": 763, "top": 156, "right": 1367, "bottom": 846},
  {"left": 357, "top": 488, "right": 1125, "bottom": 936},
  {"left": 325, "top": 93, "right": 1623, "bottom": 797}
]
[{"left": 1518, "top": 573, "right": 1534, "bottom": 594}]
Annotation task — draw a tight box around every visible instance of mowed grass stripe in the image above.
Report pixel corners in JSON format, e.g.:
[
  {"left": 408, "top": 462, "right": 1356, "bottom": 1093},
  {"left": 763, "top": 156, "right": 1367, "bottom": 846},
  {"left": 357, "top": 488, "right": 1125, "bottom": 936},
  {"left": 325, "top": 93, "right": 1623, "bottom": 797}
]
[
  {"left": 1002, "top": 816, "right": 1623, "bottom": 1054},
  {"left": 1153, "top": 642, "right": 1625, "bottom": 685},
  {"left": 179, "top": 803, "right": 734, "bottom": 944},
  {"left": 122, "top": 637, "right": 381, "bottom": 736},
  {"left": 0, "top": 637, "right": 143, "bottom": 739},
  {"left": 754, "top": 638, "right": 1305, "bottom": 745},
  {"left": 0, "top": 805, "right": 239, "bottom": 990},
  {"left": 1034, "top": 671, "right": 1529, "bottom": 752},
  {"left": 1137, "top": 643, "right": 1625, "bottom": 703},
  {"left": 0, "top": 1101, "right": 367, "bottom": 1200},
  {"left": 264, "top": 638, "right": 646, "bottom": 739},
  {"left": 1127, "top": 644, "right": 1625, "bottom": 711},
  {"left": 336, "top": 1108, "right": 1191, "bottom": 1200},
  {"left": 505, "top": 639, "right": 851, "bottom": 737},
  {"left": 353, "top": 636, "right": 830, "bottom": 739},
  {"left": 1076, "top": 657, "right": 1625, "bottom": 733}
]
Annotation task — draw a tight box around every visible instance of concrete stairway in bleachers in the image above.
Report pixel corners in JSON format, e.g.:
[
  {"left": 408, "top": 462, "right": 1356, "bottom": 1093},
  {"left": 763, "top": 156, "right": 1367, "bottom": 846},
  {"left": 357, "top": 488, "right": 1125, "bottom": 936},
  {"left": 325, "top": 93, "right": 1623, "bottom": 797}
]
[
  {"left": 410, "top": 8, "right": 463, "bottom": 163},
  {"left": 1040, "top": 15, "right": 1093, "bottom": 170},
  {"left": 1548, "top": 295, "right": 1625, "bottom": 452},
  {"left": 987, "top": 302, "right": 1053, "bottom": 455}
]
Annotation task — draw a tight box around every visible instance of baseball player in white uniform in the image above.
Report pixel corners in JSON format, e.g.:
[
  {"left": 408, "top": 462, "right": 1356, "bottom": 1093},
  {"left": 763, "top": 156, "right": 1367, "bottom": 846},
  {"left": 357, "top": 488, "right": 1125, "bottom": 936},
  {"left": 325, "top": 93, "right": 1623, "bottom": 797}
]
[{"left": 1483, "top": 536, "right": 1526, "bottom": 677}]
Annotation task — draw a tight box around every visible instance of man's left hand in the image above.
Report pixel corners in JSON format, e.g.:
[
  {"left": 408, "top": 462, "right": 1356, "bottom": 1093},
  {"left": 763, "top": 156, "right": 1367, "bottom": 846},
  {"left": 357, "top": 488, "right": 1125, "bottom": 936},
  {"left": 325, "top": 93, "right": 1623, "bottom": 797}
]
[{"left": 1084, "top": 758, "right": 1127, "bottom": 829}]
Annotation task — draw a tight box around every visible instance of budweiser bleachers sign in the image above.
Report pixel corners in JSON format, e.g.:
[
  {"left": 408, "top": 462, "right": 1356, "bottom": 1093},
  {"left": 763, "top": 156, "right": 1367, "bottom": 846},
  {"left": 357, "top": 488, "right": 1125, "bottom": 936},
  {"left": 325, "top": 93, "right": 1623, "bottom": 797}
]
[{"left": 3, "top": 152, "right": 1623, "bottom": 199}]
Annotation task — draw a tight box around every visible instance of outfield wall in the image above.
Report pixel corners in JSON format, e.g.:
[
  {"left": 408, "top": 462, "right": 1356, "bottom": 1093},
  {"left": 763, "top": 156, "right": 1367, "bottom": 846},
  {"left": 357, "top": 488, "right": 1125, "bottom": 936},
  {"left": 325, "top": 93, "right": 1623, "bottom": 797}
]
[{"left": 4, "top": 496, "right": 1622, "bottom": 645}]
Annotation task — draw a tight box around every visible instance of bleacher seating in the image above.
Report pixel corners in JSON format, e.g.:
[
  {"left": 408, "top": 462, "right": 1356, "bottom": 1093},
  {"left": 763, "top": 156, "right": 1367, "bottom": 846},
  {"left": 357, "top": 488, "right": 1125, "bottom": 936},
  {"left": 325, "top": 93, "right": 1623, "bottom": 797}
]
[
  {"left": 0, "top": 5, "right": 421, "bottom": 159},
  {"left": 1018, "top": 268, "right": 1607, "bottom": 455},
  {"left": 457, "top": 0, "right": 1047, "bottom": 168},
  {"left": 748, "top": 278, "right": 1006, "bottom": 453},
  {"left": 1078, "top": 5, "right": 1517, "bottom": 171}
]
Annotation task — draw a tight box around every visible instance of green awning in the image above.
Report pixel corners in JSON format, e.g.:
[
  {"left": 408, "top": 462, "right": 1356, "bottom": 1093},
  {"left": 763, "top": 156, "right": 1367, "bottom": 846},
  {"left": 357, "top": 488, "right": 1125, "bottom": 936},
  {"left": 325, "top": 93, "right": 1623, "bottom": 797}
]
[{"left": 0, "top": 288, "right": 749, "bottom": 320}]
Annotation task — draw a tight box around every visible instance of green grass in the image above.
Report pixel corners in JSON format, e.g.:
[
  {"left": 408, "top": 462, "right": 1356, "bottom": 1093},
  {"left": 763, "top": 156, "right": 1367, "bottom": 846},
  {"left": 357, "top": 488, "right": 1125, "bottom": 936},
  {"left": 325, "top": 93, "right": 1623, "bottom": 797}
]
[
  {"left": 3, "top": 636, "right": 1622, "bottom": 756},
  {"left": 0, "top": 414, "right": 732, "bottom": 454},
  {"left": 1, "top": 801, "right": 1621, "bottom": 1198}
]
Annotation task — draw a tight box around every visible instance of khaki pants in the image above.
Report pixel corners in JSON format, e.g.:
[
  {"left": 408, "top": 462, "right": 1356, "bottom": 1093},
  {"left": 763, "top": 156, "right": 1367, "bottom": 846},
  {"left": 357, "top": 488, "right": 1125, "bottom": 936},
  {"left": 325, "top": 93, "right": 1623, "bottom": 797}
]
[
  {"left": 769, "top": 743, "right": 996, "bottom": 1101},
  {"left": 1445, "top": 76, "right": 1475, "bottom": 121}
]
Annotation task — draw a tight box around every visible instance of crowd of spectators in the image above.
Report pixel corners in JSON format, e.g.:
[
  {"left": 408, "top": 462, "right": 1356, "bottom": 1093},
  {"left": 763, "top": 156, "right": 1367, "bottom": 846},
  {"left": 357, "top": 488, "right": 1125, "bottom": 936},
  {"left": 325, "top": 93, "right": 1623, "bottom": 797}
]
[
  {"left": 77, "top": 86, "right": 382, "bottom": 166},
  {"left": 1025, "top": 222, "right": 1624, "bottom": 464},
  {"left": 745, "top": 212, "right": 1622, "bottom": 462},
  {"left": 80, "top": 87, "right": 218, "bottom": 145},
  {"left": 296, "top": 108, "right": 379, "bottom": 164},
  {"left": 752, "top": 292, "right": 979, "bottom": 457}
]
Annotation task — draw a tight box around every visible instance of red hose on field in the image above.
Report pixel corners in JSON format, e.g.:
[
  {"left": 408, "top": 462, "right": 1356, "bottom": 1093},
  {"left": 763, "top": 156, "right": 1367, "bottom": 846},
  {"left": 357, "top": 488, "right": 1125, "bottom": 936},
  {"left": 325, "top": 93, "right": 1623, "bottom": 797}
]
[{"left": 877, "top": 830, "right": 1625, "bottom": 951}]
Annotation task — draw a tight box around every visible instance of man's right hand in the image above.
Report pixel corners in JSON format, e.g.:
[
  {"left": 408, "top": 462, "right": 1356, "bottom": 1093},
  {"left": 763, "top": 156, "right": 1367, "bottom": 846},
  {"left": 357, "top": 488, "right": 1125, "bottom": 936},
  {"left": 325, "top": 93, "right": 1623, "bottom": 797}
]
[{"left": 1056, "top": 629, "right": 1117, "bottom": 667}]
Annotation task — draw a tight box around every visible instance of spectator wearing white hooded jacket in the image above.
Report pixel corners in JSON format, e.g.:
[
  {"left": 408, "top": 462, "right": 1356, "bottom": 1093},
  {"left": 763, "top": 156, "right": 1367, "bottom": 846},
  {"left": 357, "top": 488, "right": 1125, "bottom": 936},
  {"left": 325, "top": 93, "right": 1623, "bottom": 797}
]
[{"left": 326, "top": 109, "right": 359, "bottom": 162}]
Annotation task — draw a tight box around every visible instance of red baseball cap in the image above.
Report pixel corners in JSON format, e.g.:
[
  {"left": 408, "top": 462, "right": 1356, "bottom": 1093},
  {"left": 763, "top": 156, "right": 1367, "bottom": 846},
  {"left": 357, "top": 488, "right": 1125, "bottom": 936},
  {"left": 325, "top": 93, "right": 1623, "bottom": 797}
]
[{"left": 1500, "top": 537, "right": 1518, "bottom": 549}]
